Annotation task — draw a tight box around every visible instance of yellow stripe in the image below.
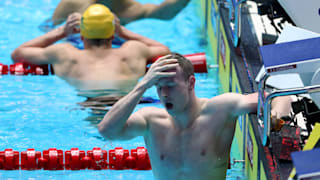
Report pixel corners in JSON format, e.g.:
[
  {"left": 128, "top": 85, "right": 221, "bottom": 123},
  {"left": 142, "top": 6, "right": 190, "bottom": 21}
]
[{"left": 288, "top": 123, "right": 320, "bottom": 178}]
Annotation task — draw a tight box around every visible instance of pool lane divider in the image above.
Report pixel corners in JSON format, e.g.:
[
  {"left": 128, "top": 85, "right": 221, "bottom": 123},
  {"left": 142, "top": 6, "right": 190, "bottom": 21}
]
[
  {"left": 0, "top": 52, "right": 208, "bottom": 75},
  {"left": 0, "top": 63, "right": 54, "bottom": 75},
  {"left": 0, "top": 147, "right": 151, "bottom": 170}
]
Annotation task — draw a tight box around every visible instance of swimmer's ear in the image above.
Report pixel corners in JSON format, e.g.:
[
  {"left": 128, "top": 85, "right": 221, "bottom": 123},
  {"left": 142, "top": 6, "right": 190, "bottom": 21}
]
[
  {"left": 80, "top": 36, "right": 84, "bottom": 41},
  {"left": 188, "top": 76, "right": 195, "bottom": 90}
]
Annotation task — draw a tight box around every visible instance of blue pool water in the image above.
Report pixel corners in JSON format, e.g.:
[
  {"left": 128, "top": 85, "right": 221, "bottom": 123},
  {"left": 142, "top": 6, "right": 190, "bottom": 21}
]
[{"left": 0, "top": 0, "right": 244, "bottom": 179}]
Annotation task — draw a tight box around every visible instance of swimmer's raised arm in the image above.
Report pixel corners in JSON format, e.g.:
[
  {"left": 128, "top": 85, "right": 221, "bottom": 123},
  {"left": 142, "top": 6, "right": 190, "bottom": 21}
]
[
  {"left": 114, "top": 15, "right": 170, "bottom": 60},
  {"left": 208, "top": 92, "right": 292, "bottom": 125},
  {"left": 11, "top": 13, "right": 80, "bottom": 64},
  {"left": 142, "top": 0, "right": 191, "bottom": 20},
  {"left": 206, "top": 93, "right": 258, "bottom": 121},
  {"left": 51, "top": 0, "right": 86, "bottom": 26},
  {"left": 98, "top": 56, "right": 178, "bottom": 140}
]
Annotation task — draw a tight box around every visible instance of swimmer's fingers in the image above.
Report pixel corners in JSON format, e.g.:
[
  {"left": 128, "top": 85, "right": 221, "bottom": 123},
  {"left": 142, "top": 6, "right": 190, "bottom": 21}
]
[
  {"left": 68, "top": 14, "right": 81, "bottom": 26},
  {"left": 67, "top": 20, "right": 80, "bottom": 28},
  {"left": 68, "top": 13, "right": 81, "bottom": 20},
  {"left": 270, "top": 109, "right": 280, "bottom": 127},
  {"left": 66, "top": 13, "right": 81, "bottom": 24},
  {"left": 155, "top": 63, "right": 179, "bottom": 72},
  {"left": 154, "top": 56, "right": 177, "bottom": 65},
  {"left": 156, "top": 72, "right": 176, "bottom": 78},
  {"left": 156, "top": 58, "right": 178, "bottom": 66},
  {"left": 150, "top": 59, "right": 178, "bottom": 71},
  {"left": 65, "top": 13, "right": 81, "bottom": 34},
  {"left": 142, "top": 64, "right": 176, "bottom": 89},
  {"left": 155, "top": 54, "right": 172, "bottom": 62}
]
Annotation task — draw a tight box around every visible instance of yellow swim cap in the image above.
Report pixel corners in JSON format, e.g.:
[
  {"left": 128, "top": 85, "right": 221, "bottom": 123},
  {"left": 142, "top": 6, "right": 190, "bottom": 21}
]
[{"left": 80, "top": 4, "right": 115, "bottom": 39}]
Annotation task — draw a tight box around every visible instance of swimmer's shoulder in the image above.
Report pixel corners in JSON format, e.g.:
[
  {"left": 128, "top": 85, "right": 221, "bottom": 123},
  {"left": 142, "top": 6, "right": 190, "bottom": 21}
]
[
  {"left": 202, "top": 93, "right": 242, "bottom": 114},
  {"left": 136, "top": 107, "right": 168, "bottom": 120},
  {"left": 121, "top": 40, "right": 148, "bottom": 50},
  {"left": 117, "top": 41, "right": 150, "bottom": 60},
  {"left": 48, "top": 42, "right": 80, "bottom": 53},
  {"left": 45, "top": 43, "right": 80, "bottom": 62},
  {"left": 136, "top": 107, "right": 171, "bottom": 128}
]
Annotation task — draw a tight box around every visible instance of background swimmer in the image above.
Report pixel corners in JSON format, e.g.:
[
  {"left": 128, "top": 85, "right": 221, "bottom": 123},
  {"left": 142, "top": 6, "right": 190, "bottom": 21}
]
[
  {"left": 12, "top": 4, "right": 170, "bottom": 99},
  {"left": 39, "top": 0, "right": 191, "bottom": 31}
]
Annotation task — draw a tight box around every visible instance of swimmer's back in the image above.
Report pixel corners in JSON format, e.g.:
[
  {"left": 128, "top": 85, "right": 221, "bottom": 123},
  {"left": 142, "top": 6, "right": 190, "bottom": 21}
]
[{"left": 52, "top": 40, "right": 150, "bottom": 91}]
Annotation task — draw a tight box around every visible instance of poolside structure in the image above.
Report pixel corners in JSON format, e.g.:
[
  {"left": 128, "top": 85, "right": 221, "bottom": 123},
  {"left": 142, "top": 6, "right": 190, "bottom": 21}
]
[{"left": 199, "top": 0, "right": 320, "bottom": 179}]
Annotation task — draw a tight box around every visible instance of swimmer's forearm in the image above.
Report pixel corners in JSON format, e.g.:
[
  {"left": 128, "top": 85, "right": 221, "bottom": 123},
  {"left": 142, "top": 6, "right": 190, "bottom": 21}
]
[
  {"left": 19, "top": 26, "right": 66, "bottom": 48},
  {"left": 11, "top": 26, "right": 67, "bottom": 63},
  {"left": 117, "top": 26, "right": 166, "bottom": 47},
  {"left": 98, "top": 82, "right": 148, "bottom": 139},
  {"left": 144, "top": 0, "right": 190, "bottom": 19}
]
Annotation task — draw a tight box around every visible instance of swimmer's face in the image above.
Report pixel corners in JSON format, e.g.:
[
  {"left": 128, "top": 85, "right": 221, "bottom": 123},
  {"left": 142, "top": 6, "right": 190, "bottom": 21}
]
[{"left": 156, "top": 66, "right": 192, "bottom": 113}]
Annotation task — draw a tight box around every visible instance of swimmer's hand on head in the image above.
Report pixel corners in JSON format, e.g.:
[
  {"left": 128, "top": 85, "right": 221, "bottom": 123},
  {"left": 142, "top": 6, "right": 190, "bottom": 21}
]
[
  {"left": 98, "top": 55, "right": 178, "bottom": 140},
  {"left": 140, "top": 55, "right": 179, "bottom": 89},
  {"left": 63, "top": 12, "right": 81, "bottom": 36},
  {"left": 114, "top": 14, "right": 123, "bottom": 36}
]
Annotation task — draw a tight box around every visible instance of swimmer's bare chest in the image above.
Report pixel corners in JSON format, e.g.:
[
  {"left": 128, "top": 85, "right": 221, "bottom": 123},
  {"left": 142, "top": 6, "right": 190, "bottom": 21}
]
[{"left": 145, "top": 116, "right": 230, "bottom": 180}]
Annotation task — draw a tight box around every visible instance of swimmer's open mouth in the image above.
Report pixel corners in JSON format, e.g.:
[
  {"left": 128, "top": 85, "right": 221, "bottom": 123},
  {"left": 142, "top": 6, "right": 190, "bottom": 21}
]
[{"left": 165, "top": 102, "right": 173, "bottom": 109}]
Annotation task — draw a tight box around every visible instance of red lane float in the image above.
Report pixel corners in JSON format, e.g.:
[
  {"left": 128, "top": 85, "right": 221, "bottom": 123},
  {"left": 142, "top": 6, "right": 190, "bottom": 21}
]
[
  {"left": 0, "top": 63, "right": 8, "bottom": 75},
  {"left": 150, "top": 52, "right": 207, "bottom": 73},
  {"left": 21, "top": 148, "right": 41, "bottom": 170},
  {"left": 131, "top": 147, "right": 151, "bottom": 170},
  {"left": 0, "top": 63, "right": 53, "bottom": 75},
  {"left": 1, "top": 52, "right": 207, "bottom": 75},
  {"left": 184, "top": 53, "right": 207, "bottom": 73},
  {"left": 42, "top": 148, "right": 64, "bottom": 170},
  {"left": 109, "top": 147, "right": 129, "bottom": 170},
  {"left": 0, "top": 147, "right": 151, "bottom": 171},
  {"left": 87, "top": 147, "right": 108, "bottom": 170},
  {"left": 65, "top": 148, "right": 86, "bottom": 170},
  {"left": 0, "top": 149, "right": 19, "bottom": 170},
  {"left": 9, "top": 63, "right": 52, "bottom": 75}
]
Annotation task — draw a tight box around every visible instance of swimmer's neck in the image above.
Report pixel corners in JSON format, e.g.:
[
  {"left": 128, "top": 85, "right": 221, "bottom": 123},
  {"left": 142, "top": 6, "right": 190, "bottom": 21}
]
[
  {"left": 171, "top": 95, "right": 200, "bottom": 131},
  {"left": 83, "top": 41, "right": 112, "bottom": 50}
]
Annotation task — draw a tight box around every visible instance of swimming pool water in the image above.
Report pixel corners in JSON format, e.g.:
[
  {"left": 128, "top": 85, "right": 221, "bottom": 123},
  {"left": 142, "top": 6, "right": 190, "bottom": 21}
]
[{"left": 0, "top": 0, "right": 243, "bottom": 179}]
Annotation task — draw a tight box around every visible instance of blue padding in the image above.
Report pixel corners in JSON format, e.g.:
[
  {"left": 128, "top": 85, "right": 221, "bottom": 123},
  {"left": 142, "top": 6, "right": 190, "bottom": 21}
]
[
  {"left": 66, "top": 35, "right": 125, "bottom": 49},
  {"left": 291, "top": 148, "right": 320, "bottom": 177},
  {"left": 260, "top": 37, "right": 320, "bottom": 68},
  {"left": 140, "top": 97, "right": 160, "bottom": 104}
]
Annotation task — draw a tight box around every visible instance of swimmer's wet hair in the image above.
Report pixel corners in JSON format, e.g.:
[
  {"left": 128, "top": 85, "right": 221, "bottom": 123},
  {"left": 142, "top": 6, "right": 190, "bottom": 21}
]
[{"left": 166, "top": 52, "right": 194, "bottom": 80}]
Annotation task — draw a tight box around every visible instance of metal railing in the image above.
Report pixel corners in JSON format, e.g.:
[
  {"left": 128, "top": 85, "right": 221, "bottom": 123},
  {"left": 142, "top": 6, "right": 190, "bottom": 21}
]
[{"left": 258, "top": 73, "right": 320, "bottom": 146}]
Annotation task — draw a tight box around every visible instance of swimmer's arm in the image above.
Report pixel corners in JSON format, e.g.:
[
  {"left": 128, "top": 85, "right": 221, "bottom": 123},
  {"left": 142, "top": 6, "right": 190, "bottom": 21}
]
[
  {"left": 98, "top": 82, "right": 149, "bottom": 141},
  {"left": 51, "top": 0, "right": 83, "bottom": 26},
  {"left": 226, "top": 92, "right": 292, "bottom": 121},
  {"left": 142, "top": 0, "right": 191, "bottom": 20},
  {"left": 231, "top": 93, "right": 259, "bottom": 117},
  {"left": 12, "top": 13, "right": 80, "bottom": 64},
  {"left": 98, "top": 57, "right": 178, "bottom": 140},
  {"left": 11, "top": 26, "right": 68, "bottom": 64},
  {"left": 117, "top": 26, "right": 170, "bottom": 59}
]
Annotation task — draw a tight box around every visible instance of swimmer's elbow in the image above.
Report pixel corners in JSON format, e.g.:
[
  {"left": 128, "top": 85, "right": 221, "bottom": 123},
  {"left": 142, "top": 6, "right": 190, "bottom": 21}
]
[
  {"left": 162, "top": 46, "right": 171, "bottom": 54},
  {"left": 97, "top": 123, "right": 121, "bottom": 140},
  {"left": 11, "top": 48, "right": 22, "bottom": 63},
  {"left": 98, "top": 123, "right": 112, "bottom": 140}
]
